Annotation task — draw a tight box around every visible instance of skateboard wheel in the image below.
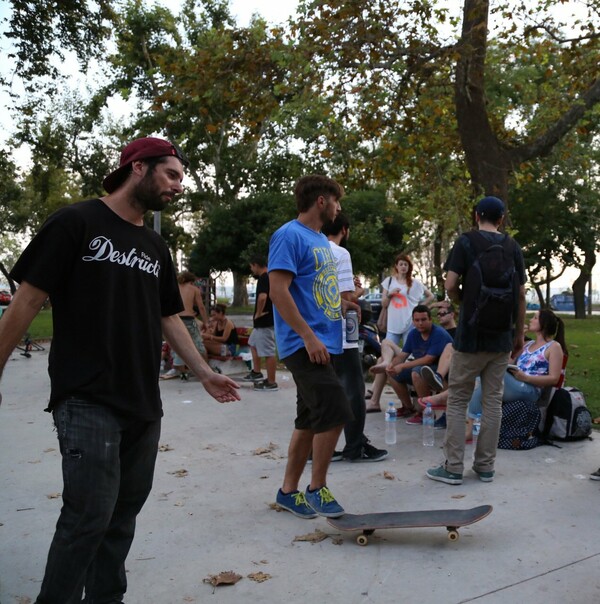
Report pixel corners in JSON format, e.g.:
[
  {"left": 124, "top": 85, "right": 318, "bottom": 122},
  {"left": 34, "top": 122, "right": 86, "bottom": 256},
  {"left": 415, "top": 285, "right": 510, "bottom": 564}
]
[
  {"left": 356, "top": 535, "right": 369, "bottom": 546},
  {"left": 447, "top": 530, "right": 459, "bottom": 541}
]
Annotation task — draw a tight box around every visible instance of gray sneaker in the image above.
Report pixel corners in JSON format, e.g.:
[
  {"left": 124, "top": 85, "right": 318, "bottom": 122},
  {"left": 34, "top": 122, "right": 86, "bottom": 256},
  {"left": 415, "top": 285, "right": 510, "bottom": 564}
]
[
  {"left": 426, "top": 465, "right": 463, "bottom": 485},
  {"left": 243, "top": 370, "right": 264, "bottom": 382},
  {"left": 254, "top": 380, "right": 279, "bottom": 391},
  {"left": 590, "top": 468, "right": 600, "bottom": 481},
  {"left": 472, "top": 467, "right": 495, "bottom": 482}
]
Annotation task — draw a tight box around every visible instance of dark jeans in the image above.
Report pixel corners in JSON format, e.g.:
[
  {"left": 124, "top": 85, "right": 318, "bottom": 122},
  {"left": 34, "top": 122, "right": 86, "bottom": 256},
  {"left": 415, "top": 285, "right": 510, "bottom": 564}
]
[
  {"left": 332, "top": 348, "right": 368, "bottom": 458},
  {"left": 36, "top": 400, "right": 161, "bottom": 604}
]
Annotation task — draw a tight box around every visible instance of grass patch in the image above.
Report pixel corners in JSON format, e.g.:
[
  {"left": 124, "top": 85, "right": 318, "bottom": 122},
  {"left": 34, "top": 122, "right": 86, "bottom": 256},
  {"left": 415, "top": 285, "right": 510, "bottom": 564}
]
[{"left": 24, "top": 310, "right": 600, "bottom": 418}]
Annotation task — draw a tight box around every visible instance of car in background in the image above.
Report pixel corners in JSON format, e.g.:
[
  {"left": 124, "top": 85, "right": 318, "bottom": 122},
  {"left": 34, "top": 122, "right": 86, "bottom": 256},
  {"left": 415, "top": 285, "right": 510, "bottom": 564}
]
[
  {"left": 360, "top": 291, "right": 382, "bottom": 322},
  {"left": 248, "top": 291, "right": 256, "bottom": 305},
  {"left": 0, "top": 290, "right": 12, "bottom": 305}
]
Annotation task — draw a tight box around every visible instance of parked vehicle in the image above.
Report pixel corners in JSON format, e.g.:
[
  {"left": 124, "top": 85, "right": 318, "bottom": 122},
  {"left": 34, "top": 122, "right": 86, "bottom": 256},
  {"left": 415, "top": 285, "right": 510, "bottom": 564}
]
[
  {"left": 361, "top": 291, "right": 382, "bottom": 322},
  {"left": 550, "top": 293, "right": 589, "bottom": 312},
  {"left": 0, "top": 290, "right": 12, "bottom": 305}
]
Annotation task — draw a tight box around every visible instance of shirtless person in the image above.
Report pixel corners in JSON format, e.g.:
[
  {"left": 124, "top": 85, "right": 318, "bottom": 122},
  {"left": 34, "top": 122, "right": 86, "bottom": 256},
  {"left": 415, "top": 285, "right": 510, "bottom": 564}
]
[{"left": 161, "top": 271, "right": 209, "bottom": 379}]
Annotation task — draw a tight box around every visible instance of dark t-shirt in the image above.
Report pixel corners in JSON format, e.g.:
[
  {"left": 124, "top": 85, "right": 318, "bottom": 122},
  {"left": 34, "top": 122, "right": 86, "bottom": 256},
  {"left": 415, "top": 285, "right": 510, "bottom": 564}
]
[
  {"left": 10, "top": 199, "right": 183, "bottom": 420},
  {"left": 444, "top": 229, "right": 525, "bottom": 353},
  {"left": 253, "top": 271, "right": 274, "bottom": 328}
]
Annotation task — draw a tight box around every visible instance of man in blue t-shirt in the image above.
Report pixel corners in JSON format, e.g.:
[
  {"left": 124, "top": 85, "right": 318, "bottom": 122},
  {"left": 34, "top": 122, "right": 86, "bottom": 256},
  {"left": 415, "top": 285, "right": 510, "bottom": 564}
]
[
  {"left": 269, "top": 175, "right": 354, "bottom": 520},
  {"left": 372, "top": 305, "right": 452, "bottom": 422}
]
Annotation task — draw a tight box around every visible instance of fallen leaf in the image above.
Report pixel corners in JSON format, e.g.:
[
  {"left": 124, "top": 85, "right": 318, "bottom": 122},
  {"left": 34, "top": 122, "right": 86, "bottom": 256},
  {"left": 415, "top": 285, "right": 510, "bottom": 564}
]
[
  {"left": 260, "top": 475, "right": 269, "bottom": 479},
  {"left": 451, "top": 494, "right": 466, "bottom": 499},
  {"left": 293, "top": 529, "right": 329, "bottom": 543},
  {"left": 46, "top": 493, "right": 62, "bottom": 499},
  {"left": 43, "top": 448, "right": 56, "bottom": 453},
  {"left": 269, "top": 502, "right": 282, "bottom": 512},
  {"left": 248, "top": 571, "right": 272, "bottom": 583},
  {"left": 331, "top": 536, "right": 344, "bottom": 545},
  {"left": 253, "top": 442, "right": 279, "bottom": 456},
  {"left": 203, "top": 571, "right": 242, "bottom": 587},
  {"left": 168, "top": 469, "right": 188, "bottom": 478},
  {"left": 383, "top": 471, "right": 395, "bottom": 480},
  {"left": 252, "top": 559, "right": 269, "bottom": 565},
  {"left": 159, "top": 444, "right": 173, "bottom": 452},
  {"left": 593, "top": 417, "right": 600, "bottom": 425}
]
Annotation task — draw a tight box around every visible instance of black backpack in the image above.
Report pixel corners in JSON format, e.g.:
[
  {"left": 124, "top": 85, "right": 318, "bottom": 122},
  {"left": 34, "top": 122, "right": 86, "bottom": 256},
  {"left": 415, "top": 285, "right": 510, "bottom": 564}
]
[{"left": 462, "top": 231, "right": 519, "bottom": 334}]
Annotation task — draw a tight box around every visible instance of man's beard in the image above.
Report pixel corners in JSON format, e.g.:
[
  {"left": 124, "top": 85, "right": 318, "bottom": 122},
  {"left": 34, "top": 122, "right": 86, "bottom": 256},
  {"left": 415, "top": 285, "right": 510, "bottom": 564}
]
[{"left": 132, "top": 173, "right": 170, "bottom": 212}]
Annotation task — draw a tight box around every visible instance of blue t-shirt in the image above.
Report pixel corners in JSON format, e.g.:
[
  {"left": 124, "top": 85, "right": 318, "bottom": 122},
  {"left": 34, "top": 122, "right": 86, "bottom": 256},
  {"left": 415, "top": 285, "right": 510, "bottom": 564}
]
[
  {"left": 402, "top": 324, "right": 453, "bottom": 359},
  {"left": 268, "top": 219, "right": 342, "bottom": 359}
]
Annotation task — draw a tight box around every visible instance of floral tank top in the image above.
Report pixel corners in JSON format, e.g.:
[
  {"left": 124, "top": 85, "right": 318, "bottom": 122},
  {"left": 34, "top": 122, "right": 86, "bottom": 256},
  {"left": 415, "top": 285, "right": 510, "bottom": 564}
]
[{"left": 516, "top": 340, "right": 553, "bottom": 376}]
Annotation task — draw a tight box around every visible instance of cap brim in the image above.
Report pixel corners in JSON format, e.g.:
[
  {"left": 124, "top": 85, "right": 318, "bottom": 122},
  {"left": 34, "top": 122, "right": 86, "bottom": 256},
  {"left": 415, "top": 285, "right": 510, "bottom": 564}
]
[{"left": 102, "top": 165, "right": 131, "bottom": 194}]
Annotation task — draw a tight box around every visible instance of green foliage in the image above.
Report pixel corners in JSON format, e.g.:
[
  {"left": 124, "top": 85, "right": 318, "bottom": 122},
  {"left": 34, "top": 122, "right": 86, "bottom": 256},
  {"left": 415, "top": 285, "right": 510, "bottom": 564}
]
[{"left": 188, "top": 191, "right": 296, "bottom": 276}]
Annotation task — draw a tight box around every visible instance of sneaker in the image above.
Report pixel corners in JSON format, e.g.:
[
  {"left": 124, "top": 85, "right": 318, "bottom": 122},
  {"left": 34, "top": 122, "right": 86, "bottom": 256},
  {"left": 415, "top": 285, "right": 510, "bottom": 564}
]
[
  {"left": 160, "top": 368, "right": 180, "bottom": 380},
  {"left": 243, "top": 370, "right": 264, "bottom": 382},
  {"left": 304, "top": 485, "right": 345, "bottom": 518},
  {"left": 275, "top": 489, "right": 317, "bottom": 518},
  {"left": 590, "top": 468, "right": 600, "bottom": 481},
  {"left": 421, "top": 366, "right": 445, "bottom": 393},
  {"left": 406, "top": 415, "right": 423, "bottom": 426},
  {"left": 426, "top": 465, "right": 463, "bottom": 485},
  {"left": 348, "top": 443, "right": 389, "bottom": 463},
  {"left": 254, "top": 380, "right": 279, "bottom": 391},
  {"left": 307, "top": 450, "right": 344, "bottom": 463},
  {"left": 434, "top": 413, "right": 447, "bottom": 430},
  {"left": 472, "top": 467, "right": 495, "bottom": 482}
]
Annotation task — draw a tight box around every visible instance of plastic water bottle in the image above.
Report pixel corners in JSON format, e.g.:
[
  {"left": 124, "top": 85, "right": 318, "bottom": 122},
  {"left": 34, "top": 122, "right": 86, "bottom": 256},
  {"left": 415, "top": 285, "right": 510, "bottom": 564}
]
[
  {"left": 472, "top": 414, "right": 481, "bottom": 457},
  {"left": 423, "top": 403, "right": 435, "bottom": 446},
  {"left": 385, "top": 402, "right": 397, "bottom": 445},
  {"left": 220, "top": 344, "right": 228, "bottom": 357}
]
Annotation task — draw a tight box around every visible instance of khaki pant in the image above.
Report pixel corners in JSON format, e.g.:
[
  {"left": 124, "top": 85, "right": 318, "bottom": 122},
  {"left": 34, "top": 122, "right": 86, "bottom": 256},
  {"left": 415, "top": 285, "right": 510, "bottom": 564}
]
[{"left": 444, "top": 350, "right": 510, "bottom": 474}]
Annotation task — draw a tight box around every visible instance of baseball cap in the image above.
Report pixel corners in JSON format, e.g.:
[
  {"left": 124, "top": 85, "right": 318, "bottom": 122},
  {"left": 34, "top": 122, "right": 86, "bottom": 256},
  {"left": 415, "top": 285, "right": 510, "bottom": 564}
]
[
  {"left": 102, "top": 137, "right": 189, "bottom": 193},
  {"left": 475, "top": 196, "right": 505, "bottom": 221}
]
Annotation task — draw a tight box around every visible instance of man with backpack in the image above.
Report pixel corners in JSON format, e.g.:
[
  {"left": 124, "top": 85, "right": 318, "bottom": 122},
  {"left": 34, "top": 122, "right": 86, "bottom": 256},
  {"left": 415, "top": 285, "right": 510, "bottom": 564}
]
[{"left": 427, "top": 196, "right": 526, "bottom": 485}]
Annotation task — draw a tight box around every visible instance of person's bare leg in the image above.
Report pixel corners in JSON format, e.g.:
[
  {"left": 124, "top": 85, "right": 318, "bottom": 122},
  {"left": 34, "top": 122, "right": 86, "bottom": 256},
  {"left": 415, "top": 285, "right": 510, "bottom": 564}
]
[
  {"left": 412, "top": 372, "right": 432, "bottom": 417},
  {"left": 251, "top": 346, "right": 262, "bottom": 374},
  {"left": 437, "top": 343, "right": 453, "bottom": 380},
  {"left": 370, "top": 339, "right": 402, "bottom": 373},
  {"left": 266, "top": 355, "right": 277, "bottom": 383},
  {"left": 393, "top": 381, "right": 414, "bottom": 412},
  {"left": 310, "top": 425, "right": 344, "bottom": 490},
  {"left": 366, "top": 371, "right": 388, "bottom": 410},
  {"left": 281, "top": 429, "right": 314, "bottom": 493}
]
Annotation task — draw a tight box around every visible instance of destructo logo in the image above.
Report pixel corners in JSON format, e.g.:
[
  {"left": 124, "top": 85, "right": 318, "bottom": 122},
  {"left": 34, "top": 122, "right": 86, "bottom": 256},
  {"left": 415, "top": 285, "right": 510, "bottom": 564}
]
[{"left": 82, "top": 236, "right": 161, "bottom": 277}]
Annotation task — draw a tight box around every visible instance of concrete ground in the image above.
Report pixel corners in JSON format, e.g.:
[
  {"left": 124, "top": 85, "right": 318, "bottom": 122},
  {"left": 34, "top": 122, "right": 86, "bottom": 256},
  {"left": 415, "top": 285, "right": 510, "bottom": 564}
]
[{"left": 1, "top": 346, "right": 599, "bottom": 604}]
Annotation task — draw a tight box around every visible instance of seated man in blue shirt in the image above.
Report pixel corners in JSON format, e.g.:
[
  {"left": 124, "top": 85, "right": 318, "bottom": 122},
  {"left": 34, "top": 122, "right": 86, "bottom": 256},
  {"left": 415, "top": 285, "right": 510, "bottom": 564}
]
[{"left": 378, "top": 305, "right": 453, "bottom": 425}]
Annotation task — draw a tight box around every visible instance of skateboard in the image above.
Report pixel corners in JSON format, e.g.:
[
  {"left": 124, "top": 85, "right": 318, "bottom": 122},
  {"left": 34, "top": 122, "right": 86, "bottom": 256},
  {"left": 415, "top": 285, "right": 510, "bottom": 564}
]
[{"left": 327, "top": 504, "right": 492, "bottom": 546}]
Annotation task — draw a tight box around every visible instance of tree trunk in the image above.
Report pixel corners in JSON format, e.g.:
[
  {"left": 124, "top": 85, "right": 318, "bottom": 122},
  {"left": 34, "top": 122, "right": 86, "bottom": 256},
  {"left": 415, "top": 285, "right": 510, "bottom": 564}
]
[
  {"left": 0, "top": 260, "right": 16, "bottom": 293},
  {"left": 231, "top": 271, "right": 248, "bottom": 307},
  {"left": 432, "top": 224, "right": 444, "bottom": 293},
  {"left": 572, "top": 245, "right": 596, "bottom": 319},
  {"left": 455, "top": 0, "right": 512, "bottom": 205}
]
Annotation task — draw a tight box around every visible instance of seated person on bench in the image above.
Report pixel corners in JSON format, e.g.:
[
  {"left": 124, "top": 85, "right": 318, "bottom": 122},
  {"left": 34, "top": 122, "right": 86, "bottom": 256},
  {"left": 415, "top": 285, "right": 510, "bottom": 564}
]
[{"left": 203, "top": 304, "right": 238, "bottom": 357}]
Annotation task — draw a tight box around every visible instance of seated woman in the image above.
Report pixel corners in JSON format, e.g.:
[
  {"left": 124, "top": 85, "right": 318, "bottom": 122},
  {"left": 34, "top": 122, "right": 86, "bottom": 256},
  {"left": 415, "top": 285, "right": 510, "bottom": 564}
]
[
  {"left": 468, "top": 308, "right": 567, "bottom": 420},
  {"left": 203, "top": 304, "right": 238, "bottom": 357}
]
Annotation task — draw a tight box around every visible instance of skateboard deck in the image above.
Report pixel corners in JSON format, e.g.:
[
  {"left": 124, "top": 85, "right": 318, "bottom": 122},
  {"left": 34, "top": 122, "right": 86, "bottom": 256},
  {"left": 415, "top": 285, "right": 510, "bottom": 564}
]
[{"left": 327, "top": 504, "right": 492, "bottom": 545}]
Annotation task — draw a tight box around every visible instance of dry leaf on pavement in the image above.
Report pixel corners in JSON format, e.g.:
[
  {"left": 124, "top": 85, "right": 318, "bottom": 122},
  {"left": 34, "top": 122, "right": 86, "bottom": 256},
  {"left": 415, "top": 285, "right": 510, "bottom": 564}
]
[
  {"left": 293, "top": 529, "right": 329, "bottom": 543},
  {"left": 159, "top": 444, "right": 173, "bottom": 452},
  {"left": 248, "top": 571, "right": 272, "bottom": 583},
  {"left": 383, "top": 470, "right": 395, "bottom": 480},
  {"left": 203, "top": 570, "right": 242, "bottom": 587},
  {"left": 168, "top": 469, "right": 188, "bottom": 478},
  {"left": 46, "top": 493, "right": 61, "bottom": 499}
]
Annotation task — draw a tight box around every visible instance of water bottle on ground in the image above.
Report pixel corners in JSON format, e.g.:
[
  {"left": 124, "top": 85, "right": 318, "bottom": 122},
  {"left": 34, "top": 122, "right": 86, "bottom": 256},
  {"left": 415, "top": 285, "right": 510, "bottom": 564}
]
[
  {"left": 220, "top": 344, "right": 228, "bottom": 357},
  {"left": 423, "top": 403, "right": 434, "bottom": 446},
  {"left": 385, "top": 402, "right": 397, "bottom": 445},
  {"left": 472, "top": 413, "right": 481, "bottom": 458}
]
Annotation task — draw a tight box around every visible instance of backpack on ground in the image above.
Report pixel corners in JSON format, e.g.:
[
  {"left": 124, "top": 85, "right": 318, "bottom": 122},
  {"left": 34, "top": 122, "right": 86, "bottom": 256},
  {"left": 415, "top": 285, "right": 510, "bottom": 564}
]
[
  {"left": 498, "top": 399, "right": 541, "bottom": 450},
  {"left": 542, "top": 386, "right": 592, "bottom": 441},
  {"left": 462, "top": 231, "right": 519, "bottom": 334}
]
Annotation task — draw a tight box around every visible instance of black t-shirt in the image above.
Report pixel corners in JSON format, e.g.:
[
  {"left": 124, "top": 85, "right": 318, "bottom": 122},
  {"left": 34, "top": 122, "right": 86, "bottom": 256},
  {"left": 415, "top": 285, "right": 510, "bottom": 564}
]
[
  {"left": 444, "top": 229, "right": 525, "bottom": 353},
  {"left": 253, "top": 271, "right": 274, "bottom": 328},
  {"left": 10, "top": 199, "right": 183, "bottom": 420}
]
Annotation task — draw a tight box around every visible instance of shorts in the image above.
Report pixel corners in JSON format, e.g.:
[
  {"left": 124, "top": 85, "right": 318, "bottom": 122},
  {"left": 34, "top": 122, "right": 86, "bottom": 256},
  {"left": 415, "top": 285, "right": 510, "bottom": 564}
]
[
  {"left": 172, "top": 317, "right": 206, "bottom": 366},
  {"left": 248, "top": 326, "right": 276, "bottom": 357},
  {"left": 283, "top": 348, "right": 353, "bottom": 433},
  {"left": 392, "top": 367, "right": 414, "bottom": 385}
]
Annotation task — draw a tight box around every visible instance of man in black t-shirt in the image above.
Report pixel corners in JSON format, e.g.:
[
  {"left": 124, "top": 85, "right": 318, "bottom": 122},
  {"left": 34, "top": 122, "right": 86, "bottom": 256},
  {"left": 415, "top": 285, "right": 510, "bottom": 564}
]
[
  {"left": 245, "top": 255, "right": 278, "bottom": 390},
  {"left": 427, "top": 196, "right": 525, "bottom": 486},
  {"left": 0, "top": 136, "right": 240, "bottom": 602}
]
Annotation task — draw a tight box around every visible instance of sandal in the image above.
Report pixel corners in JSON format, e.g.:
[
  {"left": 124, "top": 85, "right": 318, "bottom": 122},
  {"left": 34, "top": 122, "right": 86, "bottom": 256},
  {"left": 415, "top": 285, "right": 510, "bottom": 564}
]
[{"left": 417, "top": 397, "right": 447, "bottom": 410}]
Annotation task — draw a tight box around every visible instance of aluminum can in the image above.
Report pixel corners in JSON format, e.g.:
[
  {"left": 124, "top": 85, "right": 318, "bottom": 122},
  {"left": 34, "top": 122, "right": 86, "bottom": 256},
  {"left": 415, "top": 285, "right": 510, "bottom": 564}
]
[{"left": 345, "top": 310, "right": 359, "bottom": 343}]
